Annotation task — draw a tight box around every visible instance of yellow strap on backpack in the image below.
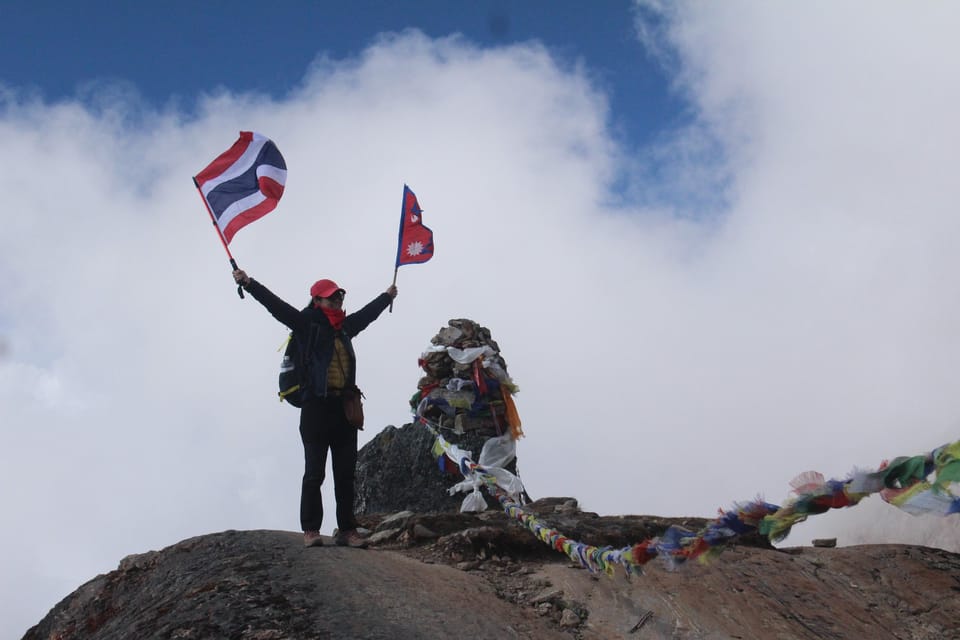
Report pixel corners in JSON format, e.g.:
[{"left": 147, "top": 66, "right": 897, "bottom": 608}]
[{"left": 279, "top": 384, "right": 300, "bottom": 402}]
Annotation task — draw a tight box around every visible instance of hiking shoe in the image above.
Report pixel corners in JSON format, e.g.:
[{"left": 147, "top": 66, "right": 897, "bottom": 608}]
[
  {"left": 303, "top": 530, "right": 324, "bottom": 548},
  {"left": 334, "top": 528, "right": 369, "bottom": 548}
]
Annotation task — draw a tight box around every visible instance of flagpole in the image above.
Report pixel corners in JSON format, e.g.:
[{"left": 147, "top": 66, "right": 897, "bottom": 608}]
[
  {"left": 389, "top": 266, "right": 398, "bottom": 313},
  {"left": 193, "top": 177, "right": 245, "bottom": 299},
  {"left": 391, "top": 184, "right": 406, "bottom": 314}
]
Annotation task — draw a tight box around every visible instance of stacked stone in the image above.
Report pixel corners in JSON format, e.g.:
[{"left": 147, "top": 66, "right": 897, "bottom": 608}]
[{"left": 412, "top": 318, "right": 518, "bottom": 439}]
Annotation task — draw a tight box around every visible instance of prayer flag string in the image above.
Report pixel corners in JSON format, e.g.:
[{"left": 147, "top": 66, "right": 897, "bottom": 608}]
[{"left": 417, "top": 413, "right": 960, "bottom": 577}]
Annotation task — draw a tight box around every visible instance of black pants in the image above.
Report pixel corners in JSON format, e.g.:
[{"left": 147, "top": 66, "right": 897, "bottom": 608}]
[{"left": 299, "top": 395, "right": 358, "bottom": 532}]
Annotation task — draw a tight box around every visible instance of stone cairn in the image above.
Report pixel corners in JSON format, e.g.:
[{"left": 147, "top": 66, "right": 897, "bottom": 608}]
[
  {"left": 411, "top": 318, "right": 521, "bottom": 442},
  {"left": 354, "top": 318, "right": 524, "bottom": 515}
]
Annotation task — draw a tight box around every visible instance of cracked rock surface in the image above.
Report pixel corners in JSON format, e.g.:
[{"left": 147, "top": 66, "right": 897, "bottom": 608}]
[{"left": 23, "top": 499, "right": 960, "bottom": 640}]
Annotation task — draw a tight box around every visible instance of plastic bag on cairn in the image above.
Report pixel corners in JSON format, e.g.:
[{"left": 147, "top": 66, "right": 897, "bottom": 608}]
[
  {"left": 478, "top": 434, "right": 516, "bottom": 469},
  {"left": 461, "top": 487, "right": 487, "bottom": 512}
]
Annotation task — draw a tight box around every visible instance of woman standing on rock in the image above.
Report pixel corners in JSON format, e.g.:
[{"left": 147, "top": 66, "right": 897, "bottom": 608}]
[{"left": 233, "top": 268, "right": 397, "bottom": 548}]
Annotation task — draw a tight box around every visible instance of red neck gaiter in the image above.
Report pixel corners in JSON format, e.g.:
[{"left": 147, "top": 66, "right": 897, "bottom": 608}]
[{"left": 316, "top": 305, "right": 345, "bottom": 330}]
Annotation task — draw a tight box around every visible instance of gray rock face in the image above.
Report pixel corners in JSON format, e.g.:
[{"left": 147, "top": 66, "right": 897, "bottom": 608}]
[
  {"left": 23, "top": 518, "right": 960, "bottom": 640},
  {"left": 22, "top": 529, "right": 564, "bottom": 640},
  {"left": 354, "top": 422, "right": 499, "bottom": 514}
]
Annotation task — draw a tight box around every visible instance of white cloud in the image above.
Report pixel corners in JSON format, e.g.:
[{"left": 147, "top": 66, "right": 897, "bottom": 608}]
[
  {"left": 629, "top": 0, "right": 960, "bottom": 538},
  {"left": 4, "top": 8, "right": 960, "bottom": 636},
  {"left": 0, "top": 32, "right": 630, "bottom": 635}
]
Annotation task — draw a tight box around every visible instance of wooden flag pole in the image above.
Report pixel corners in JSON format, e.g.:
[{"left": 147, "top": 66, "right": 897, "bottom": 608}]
[
  {"left": 389, "top": 267, "right": 398, "bottom": 313},
  {"left": 193, "top": 177, "right": 244, "bottom": 299}
]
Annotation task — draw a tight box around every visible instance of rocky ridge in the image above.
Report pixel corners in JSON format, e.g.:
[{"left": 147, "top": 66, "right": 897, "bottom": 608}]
[{"left": 23, "top": 496, "right": 960, "bottom": 639}]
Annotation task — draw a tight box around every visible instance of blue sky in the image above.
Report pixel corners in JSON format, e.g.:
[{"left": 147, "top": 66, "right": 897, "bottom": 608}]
[
  {"left": 4, "top": 3, "right": 960, "bottom": 637},
  {"left": 1, "top": 1, "right": 684, "bottom": 151}
]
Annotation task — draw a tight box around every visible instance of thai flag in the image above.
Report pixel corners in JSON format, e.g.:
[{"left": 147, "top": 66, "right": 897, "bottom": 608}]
[
  {"left": 395, "top": 184, "right": 434, "bottom": 267},
  {"left": 193, "top": 131, "right": 287, "bottom": 244}
]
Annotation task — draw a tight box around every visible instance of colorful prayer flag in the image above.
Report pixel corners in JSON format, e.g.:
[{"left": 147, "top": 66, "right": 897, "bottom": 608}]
[
  {"left": 395, "top": 184, "right": 434, "bottom": 266},
  {"left": 193, "top": 131, "right": 287, "bottom": 244}
]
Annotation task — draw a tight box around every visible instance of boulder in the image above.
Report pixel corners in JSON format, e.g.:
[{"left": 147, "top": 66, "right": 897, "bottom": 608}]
[{"left": 355, "top": 422, "right": 469, "bottom": 514}]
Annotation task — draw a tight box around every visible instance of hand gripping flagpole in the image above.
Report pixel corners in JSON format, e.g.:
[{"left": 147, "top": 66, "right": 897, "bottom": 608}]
[
  {"left": 390, "top": 188, "right": 403, "bottom": 314},
  {"left": 390, "top": 267, "right": 398, "bottom": 313},
  {"left": 192, "top": 177, "right": 245, "bottom": 299}
]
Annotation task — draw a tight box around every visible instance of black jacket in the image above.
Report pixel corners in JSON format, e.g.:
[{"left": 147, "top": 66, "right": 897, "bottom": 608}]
[{"left": 245, "top": 279, "right": 392, "bottom": 400}]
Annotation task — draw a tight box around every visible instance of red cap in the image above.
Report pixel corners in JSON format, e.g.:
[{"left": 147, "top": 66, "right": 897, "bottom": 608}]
[{"left": 310, "top": 279, "right": 345, "bottom": 298}]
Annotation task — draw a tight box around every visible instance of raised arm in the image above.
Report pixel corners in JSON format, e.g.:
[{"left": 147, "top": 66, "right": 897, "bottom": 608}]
[
  {"left": 233, "top": 269, "right": 304, "bottom": 330},
  {"left": 342, "top": 285, "right": 398, "bottom": 336}
]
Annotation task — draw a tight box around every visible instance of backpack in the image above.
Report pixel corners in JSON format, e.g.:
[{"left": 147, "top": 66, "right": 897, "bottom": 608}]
[{"left": 278, "top": 332, "right": 304, "bottom": 407}]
